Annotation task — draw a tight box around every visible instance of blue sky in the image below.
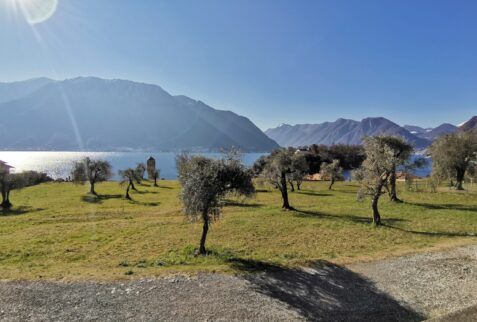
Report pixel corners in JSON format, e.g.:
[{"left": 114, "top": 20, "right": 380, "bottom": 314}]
[{"left": 1, "top": 0, "right": 476, "bottom": 130}]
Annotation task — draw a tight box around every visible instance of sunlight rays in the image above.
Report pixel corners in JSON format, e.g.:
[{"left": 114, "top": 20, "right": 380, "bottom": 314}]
[{"left": 3, "top": 0, "right": 59, "bottom": 25}]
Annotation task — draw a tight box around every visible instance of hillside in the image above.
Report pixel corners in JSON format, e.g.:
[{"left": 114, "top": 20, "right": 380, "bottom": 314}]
[
  {"left": 0, "top": 77, "right": 278, "bottom": 152},
  {"left": 265, "top": 117, "right": 431, "bottom": 148},
  {"left": 460, "top": 116, "right": 477, "bottom": 134}
]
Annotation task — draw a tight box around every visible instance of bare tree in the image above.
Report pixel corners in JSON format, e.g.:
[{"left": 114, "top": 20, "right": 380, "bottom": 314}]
[
  {"left": 357, "top": 135, "right": 411, "bottom": 225},
  {"left": 320, "top": 159, "right": 343, "bottom": 190},
  {"left": 429, "top": 132, "right": 477, "bottom": 190},
  {"left": 71, "top": 157, "right": 112, "bottom": 195},
  {"left": 176, "top": 152, "right": 255, "bottom": 255},
  {"left": 118, "top": 168, "right": 139, "bottom": 199}
]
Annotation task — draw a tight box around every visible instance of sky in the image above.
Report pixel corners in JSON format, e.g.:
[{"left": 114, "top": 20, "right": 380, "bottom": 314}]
[{"left": 0, "top": 0, "right": 476, "bottom": 130}]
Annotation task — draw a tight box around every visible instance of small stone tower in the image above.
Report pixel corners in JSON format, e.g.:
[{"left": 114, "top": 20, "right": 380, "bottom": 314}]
[{"left": 147, "top": 156, "right": 156, "bottom": 179}]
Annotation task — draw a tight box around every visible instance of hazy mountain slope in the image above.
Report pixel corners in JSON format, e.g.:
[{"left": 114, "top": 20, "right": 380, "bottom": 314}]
[
  {"left": 0, "top": 77, "right": 278, "bottom": 152},
  {"left": 265, "top": 117, "right": 431, "bottom": 148},
  {"left": 404, "top": 123, "right": 456, "bottom": 140},
  {"left": 0, "top": 77, "right": 53, "bottom": 104},
  {"left": 460, "top": 116, "right": 477, "bottom": 133},
  {"left": 403, "top": 125, "right": 429, "bottom": 135},
  {"left": 420, "top": 123, "right": 457, "bottom": 140}
]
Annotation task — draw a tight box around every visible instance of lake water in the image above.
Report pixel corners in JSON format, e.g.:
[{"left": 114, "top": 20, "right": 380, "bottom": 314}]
[
  {"left": 0, "top": 151, "right": 266, "bottom": 180},
  {"left": 0, "top": 151, "right": 432, "bottom": 180}
]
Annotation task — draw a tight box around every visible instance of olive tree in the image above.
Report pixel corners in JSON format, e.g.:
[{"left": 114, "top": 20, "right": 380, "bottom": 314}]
[
  {"left": 0, "top": 170, "right": 52, "bottom": 208},
  {"left": 118, "top": 168, "right": 139, "bottom": 199},
  {"left": 429, "top": 132, "right": 477, "bottom": 190},
  {"left": 147, "top": 164, "right": 160, "bottom": 187},
  {"left": 261, "top": 149, "right": 295, "bottom": 210},
  {"left": 151, "top": 169, "right": 160, "bottom": 187},
  {"left": 357, "top": 135, "right": 411, "bottom": 225},
  {"left": 71, "top": 157, "right": 112, "bottom": 195},
  {"left": 287, "top": 153, "right": 309, "bottom": 191},
  {"left": 381, "top": 137, "right": 413, "bottom": 202},
  {"left": 176, "top": 153, "right": 255, "bottom": 255},
  {"left": 320, "top": 159, "right": 343, "bottom": 190},
  {"left": 135, "top": 163, "right": 146, "bottom": 183}
]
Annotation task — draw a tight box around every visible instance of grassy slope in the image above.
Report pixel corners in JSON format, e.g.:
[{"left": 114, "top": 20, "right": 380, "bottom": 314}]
[{"left": 0, "top": 180, "right": 476, "bottom": 280}]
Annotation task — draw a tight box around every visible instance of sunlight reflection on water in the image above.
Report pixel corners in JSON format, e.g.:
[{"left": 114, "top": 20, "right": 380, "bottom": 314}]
[{"left": 0, "top": 151, "right": 266, "bottom": 180}]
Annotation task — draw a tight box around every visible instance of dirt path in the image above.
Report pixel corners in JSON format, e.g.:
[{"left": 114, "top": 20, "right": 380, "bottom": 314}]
[{"left": 0, "top": 245, "right": 475, "bottom": 321}]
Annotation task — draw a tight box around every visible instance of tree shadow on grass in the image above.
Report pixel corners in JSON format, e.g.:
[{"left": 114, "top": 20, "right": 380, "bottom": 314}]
[
  {"left": 228, "top": 258, "right": 423, "bottom": 321},
  {"left": 295, "top": 209, "right": 407, "bottom": 226},
  {"left": 405, "top": 201, "right": 477, "bottom": 213},
  {"left": 127, "top": 200, "right": 160, "bottom": 207},
  {"left": 223, "top": 200, "right": 263, "bottom": 208},
  {"left": 81, "top": 194, "right": 123, "bottom": 204},
  {"left": 296, "top": 191, "right": 333, "bottom": 197},
  {"left": 1, "top": 206, "right": 45, "bottom": 216},
  {"left": 382, "top": 223, "right": 477, "bottom": 238}
]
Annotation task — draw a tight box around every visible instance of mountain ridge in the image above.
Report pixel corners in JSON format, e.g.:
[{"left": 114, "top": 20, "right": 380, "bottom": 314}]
[
  {"left": 265, "top": 118, "right": 433, "bottom": 148},
  {"left": 0, "top": 77, "right": 279, "bottom": 152}
]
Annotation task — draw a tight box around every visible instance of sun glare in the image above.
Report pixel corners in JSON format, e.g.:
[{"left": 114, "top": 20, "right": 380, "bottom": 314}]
[{"left": 5, "top": 0, "right": 58, "bottom": 24}]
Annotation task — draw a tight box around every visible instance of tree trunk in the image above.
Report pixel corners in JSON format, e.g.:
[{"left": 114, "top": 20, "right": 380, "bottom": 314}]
[
  {"left": 130, "top": 179, "right": 137, "bottom": 191},
  {"left": 197, "top": 210, "right": 209, "bottom": 255},
  {"left": 372, "top": 187, "right": 382, "bottom": 226},
  {"left": 296, "top": 182, "right": 301, "bottom": 190},
  {"left": 1, "top": 186, "right": 12, "bottom": 208},
  {"left": 280, "top": 171, "right": 292, "bottom": 210},
  {"left": 125, "top": 183, "right": 131, "bottom": 199},
  {"left": 389, "top": 169, "right": 402, "bottom": 202},
  {"left": 89, "top": 181, "right": 97, "bottom": 195},
  {"left": 154, "top": 177, "right": 158, "bottom": 187},
  {"left": 329, "top": 178, "right": 335, "bottom": 190},
  {"left": 288, "top": 179, "right": 295, "bottom": 192},
  {"left": 455, "top": 169, "right": 465, "bottom": 190}
]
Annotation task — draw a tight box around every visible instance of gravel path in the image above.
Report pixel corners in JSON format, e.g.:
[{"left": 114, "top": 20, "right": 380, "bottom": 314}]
[
  {"left": 348, "top": 244, "right": 477, "bottom": 319},
  {"left": 0, "top": 245, "right": 476, "bottom": 321}
]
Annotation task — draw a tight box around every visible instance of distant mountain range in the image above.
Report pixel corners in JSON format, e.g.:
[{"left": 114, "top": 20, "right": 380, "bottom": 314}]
[
  {"left": 266, "top": 116, "right": 475, "bottom": 148},
  {"left": 0, "top": 77, "right": 279, "bottom": 152},
  {"left": 403, "top": 123, "right": 457, "bottom": 141}
]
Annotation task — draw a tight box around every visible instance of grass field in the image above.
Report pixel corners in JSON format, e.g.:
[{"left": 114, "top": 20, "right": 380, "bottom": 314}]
[{"left": 0, "top": 180, "right": 476, "bottom": 280}]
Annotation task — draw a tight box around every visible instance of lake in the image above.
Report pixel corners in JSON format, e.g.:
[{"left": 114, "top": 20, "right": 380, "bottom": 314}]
[
  {"left": 0, "top": 151, "right": 432, "bottom": 180},
  {"left": 0, "top": 151, "right": 266, "bottom": 180}
]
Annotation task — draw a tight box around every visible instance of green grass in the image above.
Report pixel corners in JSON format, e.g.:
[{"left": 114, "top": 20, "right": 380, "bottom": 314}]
[{"left": 0, "top": 180, "right": 476, "bottom": 280}]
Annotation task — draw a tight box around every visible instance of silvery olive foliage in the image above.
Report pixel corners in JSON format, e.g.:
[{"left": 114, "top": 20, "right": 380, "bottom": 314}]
[
  {"left": 71, "top": 157, "right": 112, "bottom": 195},
  {"left": 176, "top": 150, "right": 255, "bottom": 254},
  {"left": 260, "top": 148, "right": 295, "bottom": 209},
  {"left": 357, "top": 135, "right": 413, "bottom": 225},
  {"left": 429, "top": 131, "right": 477, "bottom": 190},
  {"left": 176, "top": 151, "right": 255, "bottom": 223},
  {"left": 286, "top": 152, "right": 309, "bottom": 191},
  {"left": 118, "top": 168, "right": 140, "bottom": 199},
  {"left": 320, "top": 159, "right": 343, "bottom": 190}
]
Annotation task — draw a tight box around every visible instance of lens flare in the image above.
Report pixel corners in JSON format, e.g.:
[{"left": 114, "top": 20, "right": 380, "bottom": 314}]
[{"left": 17, "top": 0, "right": 59, "bottom": 24}]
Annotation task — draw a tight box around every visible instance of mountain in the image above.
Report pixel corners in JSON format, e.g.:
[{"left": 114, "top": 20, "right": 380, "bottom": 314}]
[
  {"left": 460, "top": 116, "right": 477, "bottom": 133},
  {"left": 265, "top": 117, "right": 431, "bottom": 148},
  {"left": 403, "top": 125, "right": 430, "bottom": 135},
  {"left": 404, "top": 123, "right": 457, "bottom": 140},
  {"left": 0, "top": 77, "right": 53, "bottom": 104},
  {"left": 0, "top": 77, "right": 279, "bottom": 152}
]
